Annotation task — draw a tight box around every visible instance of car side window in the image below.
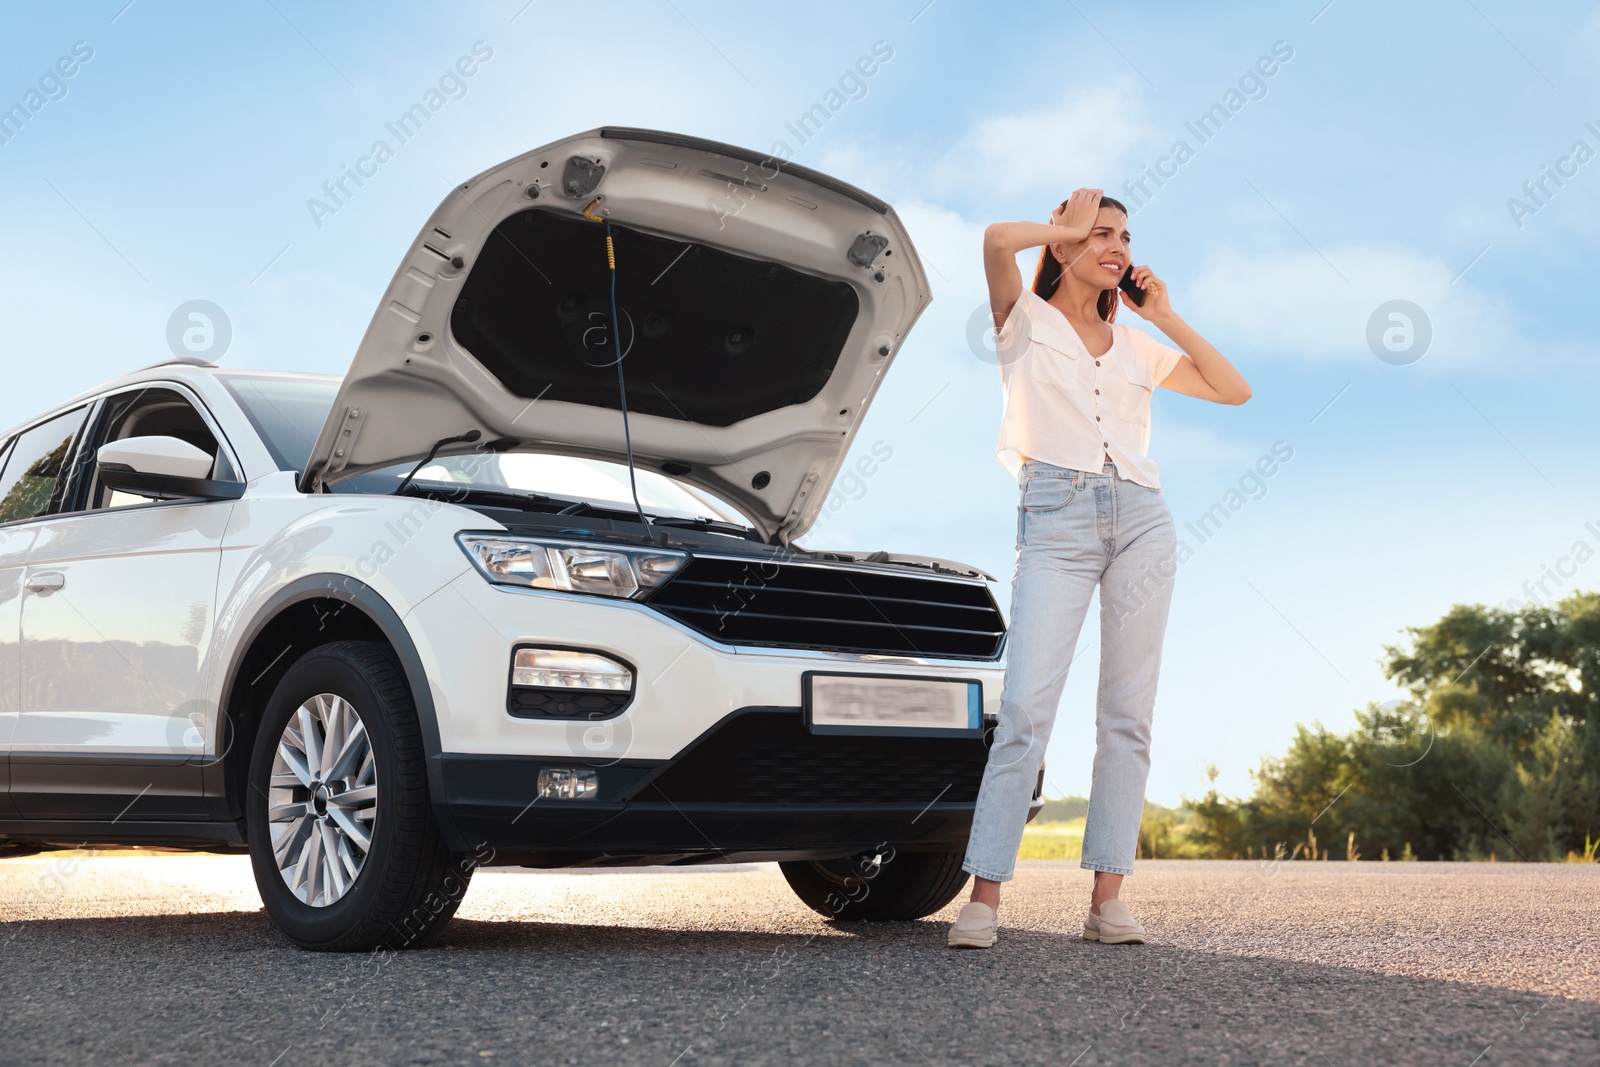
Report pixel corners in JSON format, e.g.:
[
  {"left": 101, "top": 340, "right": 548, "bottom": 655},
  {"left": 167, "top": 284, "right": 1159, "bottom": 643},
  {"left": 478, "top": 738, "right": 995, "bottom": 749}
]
[
  {"left": 0, "top": 406, "right": 91, "bottom": 525},
  {"left": 87, "top": 388, "right": 229, "bottom": 510}
]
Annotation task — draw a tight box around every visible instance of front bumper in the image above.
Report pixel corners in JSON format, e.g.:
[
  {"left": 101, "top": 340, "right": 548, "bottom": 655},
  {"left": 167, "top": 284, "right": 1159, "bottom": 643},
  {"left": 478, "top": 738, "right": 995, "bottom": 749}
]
[
  {"left": 411, "top": 567, "right": 1013, "bottom": 862},
  {"left": 410, "top": 568, "right": 1005, "bottom": 759},
  {"left": 435, "top": 706, "right": 1025, "bottom": 866}
]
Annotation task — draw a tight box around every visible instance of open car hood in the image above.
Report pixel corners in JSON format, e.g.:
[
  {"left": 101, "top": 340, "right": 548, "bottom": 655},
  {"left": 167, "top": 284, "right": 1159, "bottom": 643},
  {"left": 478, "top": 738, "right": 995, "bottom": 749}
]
[{"left": 302, "top": 127, "right": 931, "bottom": 542}]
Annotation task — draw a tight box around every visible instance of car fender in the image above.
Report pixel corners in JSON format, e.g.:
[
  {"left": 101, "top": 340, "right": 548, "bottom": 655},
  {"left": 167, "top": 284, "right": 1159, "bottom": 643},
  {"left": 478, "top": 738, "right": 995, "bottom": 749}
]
[
  {"left": 210, "top": 571, "right": 472, "bottom": 850},
  {"left": 203, "top": 492, "right": 504, "bottom": 850}
]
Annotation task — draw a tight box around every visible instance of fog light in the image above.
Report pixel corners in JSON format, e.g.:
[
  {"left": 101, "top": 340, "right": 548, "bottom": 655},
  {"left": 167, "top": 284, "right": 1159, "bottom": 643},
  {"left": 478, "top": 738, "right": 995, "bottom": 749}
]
[
  {"left": 537, "top": 767, "right": 599, "bottom": 800},
  {"left": 512, "top": 648, "right": 632, "bottom": 691}
]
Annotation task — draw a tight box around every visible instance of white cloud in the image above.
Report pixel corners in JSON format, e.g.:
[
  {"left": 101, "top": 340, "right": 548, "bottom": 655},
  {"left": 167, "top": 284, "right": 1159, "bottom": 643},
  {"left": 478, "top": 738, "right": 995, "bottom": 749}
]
[
  {"left": 825, "top": 90, "right": 1588, "bottom": 380},
  {"left": 934, "top": 81, "right": 1154, "bottom": 201},
  {"left": 892, "top": 198, "right": 984, "bottom": 296},
  {"left": 815, "top": 82, "right": 1154, "bottom": 212},
  {"left": 867, "top": 177, "right": 1581, "bottom": 384},
  {"left": 1185, "top": 244, "right": 1570, "bottom": 369}
]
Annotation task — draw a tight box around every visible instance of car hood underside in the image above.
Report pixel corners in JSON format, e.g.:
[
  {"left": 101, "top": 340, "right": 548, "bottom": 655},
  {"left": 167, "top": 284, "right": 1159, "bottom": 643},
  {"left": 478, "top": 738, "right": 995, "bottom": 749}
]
[{"left": 301, "top": 127, "right": 932, "bottom": 543}]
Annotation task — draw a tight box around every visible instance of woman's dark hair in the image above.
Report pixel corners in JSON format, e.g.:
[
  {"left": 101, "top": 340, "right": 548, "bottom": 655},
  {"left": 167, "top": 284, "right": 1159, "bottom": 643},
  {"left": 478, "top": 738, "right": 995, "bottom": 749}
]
[{"left": 1031, "top": 195, "right": 1129, "bottom": 321}]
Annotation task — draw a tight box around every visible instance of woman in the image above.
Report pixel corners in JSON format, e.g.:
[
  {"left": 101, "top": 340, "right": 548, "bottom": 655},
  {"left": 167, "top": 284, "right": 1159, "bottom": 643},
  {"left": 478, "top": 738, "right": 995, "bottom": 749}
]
[{"left": 947, "top": 188, "right": 1251, "bottom": 950}]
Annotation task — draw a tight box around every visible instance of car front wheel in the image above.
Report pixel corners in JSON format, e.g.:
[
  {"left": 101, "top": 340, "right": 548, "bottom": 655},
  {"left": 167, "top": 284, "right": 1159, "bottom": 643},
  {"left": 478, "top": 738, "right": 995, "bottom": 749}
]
[
  {"left": 245, "top": 640, "right": 474, "bottom": 951},
  {"left": 780, "top": 847, "right": 969, "bottom": 922}
]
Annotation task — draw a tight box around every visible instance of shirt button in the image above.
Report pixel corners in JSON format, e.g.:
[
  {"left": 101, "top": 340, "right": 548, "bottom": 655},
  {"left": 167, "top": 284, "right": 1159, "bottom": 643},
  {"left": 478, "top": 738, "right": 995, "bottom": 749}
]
[
  {"left": 1095, "top": 416, "right": 1100, "bottom": 421},
  {"left": 1095, "top": 360, "right": 1101, "bottom": 366},
  {"left": 1095, "top": 389, "right": 1100, "bottom": 394}
]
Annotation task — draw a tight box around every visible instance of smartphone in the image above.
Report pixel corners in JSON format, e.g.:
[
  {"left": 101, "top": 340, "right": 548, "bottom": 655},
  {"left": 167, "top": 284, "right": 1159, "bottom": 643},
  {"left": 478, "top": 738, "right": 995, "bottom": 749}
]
[{"left": 1118, "top": 266, "right": 1147, "bottom": 307}]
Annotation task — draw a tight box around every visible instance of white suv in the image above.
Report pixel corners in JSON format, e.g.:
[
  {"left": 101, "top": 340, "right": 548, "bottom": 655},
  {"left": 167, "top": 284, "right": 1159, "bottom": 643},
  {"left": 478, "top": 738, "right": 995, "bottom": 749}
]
[{"left": 0, "top": 128, "right": 1014, "bottom": 950}]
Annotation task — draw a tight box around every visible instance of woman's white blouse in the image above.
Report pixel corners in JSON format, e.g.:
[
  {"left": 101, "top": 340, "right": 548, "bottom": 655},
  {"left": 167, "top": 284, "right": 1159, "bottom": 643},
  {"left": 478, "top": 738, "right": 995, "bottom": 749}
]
[{"left": 995, "top": 289, "right": 1184, "bottom": 489}]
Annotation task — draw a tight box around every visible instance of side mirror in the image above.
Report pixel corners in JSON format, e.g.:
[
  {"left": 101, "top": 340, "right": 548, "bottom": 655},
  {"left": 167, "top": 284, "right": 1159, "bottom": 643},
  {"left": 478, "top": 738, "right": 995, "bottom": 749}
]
[{"left": 97, "top": 436, "right": 246, "bottom": 501}]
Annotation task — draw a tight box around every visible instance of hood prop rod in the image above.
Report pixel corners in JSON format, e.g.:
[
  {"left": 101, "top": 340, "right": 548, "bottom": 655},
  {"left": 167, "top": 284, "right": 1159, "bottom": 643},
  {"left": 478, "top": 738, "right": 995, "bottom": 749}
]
[
  {"left": 586, "top": 196, "right": 661, "bottom": 545},
  {"left": 394, "top": 429, "right": 481, "bottom": 496}
]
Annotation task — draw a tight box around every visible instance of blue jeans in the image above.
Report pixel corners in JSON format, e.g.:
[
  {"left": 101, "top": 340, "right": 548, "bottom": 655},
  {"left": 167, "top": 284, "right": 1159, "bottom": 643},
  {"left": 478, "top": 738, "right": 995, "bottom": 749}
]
[{"left": 963, "top": 459, "right": 1178, "bottom": 881}]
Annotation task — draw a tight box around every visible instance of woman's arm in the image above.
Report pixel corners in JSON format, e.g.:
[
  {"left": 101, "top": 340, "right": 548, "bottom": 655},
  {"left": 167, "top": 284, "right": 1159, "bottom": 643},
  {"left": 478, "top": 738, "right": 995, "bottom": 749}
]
[
  {"left": 982, "top": 187, "right": 1102, "bottom": 328},
  {"left": 1121, "top": 266, "right": 1252, "bottom": 405}
]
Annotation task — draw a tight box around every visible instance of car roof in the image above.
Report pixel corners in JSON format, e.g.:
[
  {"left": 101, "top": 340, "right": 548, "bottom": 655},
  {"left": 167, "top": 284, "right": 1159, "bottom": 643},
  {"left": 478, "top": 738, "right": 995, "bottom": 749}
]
[{"left": 1, "top": 361, "right": 342, "bottom": 440}]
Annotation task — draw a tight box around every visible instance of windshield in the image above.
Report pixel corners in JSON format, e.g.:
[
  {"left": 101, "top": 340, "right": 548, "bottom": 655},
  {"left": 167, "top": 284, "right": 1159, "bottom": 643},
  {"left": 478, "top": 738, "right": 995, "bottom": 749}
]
[
  {"left": 220, "top": 373, "right": 332, "bottom": 473},
  {"left": 218, "top": 372, "right": 745, "bottom": 525}
]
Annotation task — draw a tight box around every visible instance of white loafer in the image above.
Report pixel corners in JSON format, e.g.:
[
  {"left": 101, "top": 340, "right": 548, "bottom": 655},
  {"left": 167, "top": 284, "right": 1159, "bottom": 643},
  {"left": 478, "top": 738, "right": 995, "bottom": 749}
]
[
  {"left": 946, "top": 902, "right": 998, "bottom": 949},
  {"left": 1083, "top": 898, "right": 1145, "bottom": 944}
]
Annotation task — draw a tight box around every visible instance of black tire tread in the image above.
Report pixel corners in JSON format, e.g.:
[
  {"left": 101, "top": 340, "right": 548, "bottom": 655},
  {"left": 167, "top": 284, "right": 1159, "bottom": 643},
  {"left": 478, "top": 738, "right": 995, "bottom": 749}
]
[
  {"left": 780, "top": 849, "right": 970, "bottom": 922},
  {"left": 249, "top": 640, "right": 472, "bottom": 952}
]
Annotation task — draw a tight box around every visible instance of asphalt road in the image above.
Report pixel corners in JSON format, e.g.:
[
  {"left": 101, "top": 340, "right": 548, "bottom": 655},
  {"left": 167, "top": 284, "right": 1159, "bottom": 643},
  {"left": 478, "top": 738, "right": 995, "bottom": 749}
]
[{"left": 1, "top": 855, "right": 1596, "bottom": 1066}]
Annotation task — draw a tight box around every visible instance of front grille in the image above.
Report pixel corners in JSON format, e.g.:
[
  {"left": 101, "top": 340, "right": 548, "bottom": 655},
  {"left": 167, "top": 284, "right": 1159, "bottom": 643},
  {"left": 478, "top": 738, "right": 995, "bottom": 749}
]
[
  {"left": 630, "top": 710, "right": 990, "bottom": 805},
  {"left": 643, "top": 555, "right": 1006, "bottom": 659}
]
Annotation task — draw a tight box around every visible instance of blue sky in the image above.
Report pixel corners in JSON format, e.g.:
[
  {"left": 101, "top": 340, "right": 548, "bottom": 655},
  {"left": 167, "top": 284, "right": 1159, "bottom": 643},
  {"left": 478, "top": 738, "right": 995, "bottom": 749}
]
[{"left": 4, "top": 1, "right": 1598, "bottom": 805}]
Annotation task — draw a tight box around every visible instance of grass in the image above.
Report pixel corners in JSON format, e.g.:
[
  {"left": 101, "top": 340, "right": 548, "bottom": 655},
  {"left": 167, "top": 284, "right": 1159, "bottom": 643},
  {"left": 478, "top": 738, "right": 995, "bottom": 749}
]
[
  {"left": 1017, "top": 817, "right": 1086, "bottom": 860},
  {"left": 1014, "top": 797, "right": 1211, "bottom": 861}
]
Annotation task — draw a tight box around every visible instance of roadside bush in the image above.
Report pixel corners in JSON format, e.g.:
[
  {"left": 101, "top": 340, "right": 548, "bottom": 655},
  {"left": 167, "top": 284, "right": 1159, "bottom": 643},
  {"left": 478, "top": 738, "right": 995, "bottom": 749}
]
[{"left": 1182, "top": 593, "right": 1600, "bottom": 862}]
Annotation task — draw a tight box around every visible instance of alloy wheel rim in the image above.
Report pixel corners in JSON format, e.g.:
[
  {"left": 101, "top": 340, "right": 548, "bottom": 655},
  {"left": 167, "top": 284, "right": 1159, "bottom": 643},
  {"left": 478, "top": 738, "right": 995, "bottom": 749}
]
[{"left": 268, "top": 693, "right": 378, "bottom": 907}]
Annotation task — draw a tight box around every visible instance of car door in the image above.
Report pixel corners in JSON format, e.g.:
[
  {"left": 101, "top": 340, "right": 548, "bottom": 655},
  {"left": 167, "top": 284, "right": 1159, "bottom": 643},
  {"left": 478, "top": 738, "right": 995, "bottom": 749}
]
[
  {"left": 11, "top": 386, "right": 238, "bottom": 820},
  {"left": 0, "top": 436, "right": 31, "bottom": 817}
]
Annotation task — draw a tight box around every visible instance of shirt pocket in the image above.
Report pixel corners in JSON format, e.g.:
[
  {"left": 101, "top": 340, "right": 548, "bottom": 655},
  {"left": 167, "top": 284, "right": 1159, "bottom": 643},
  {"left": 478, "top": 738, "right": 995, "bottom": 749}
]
[
  {"left": 1118, "top": 358, "right": 1154, "bottom": 423},
  {"left": 1028, "top": 333, "right": 1081, "bottom": 394}
]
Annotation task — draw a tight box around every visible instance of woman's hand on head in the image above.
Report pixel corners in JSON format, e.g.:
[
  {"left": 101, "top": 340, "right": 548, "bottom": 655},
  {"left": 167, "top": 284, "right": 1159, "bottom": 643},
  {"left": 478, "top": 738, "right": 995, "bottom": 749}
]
[
  {"left": 1120, "top": 264, "right": 1171, "bottom": 320},
  {"left": 981, "top": 190, "right": 1105, "bottom": 331},
  {"left": 1051, "top": 188, "right": 1101, "bottom": 242}
]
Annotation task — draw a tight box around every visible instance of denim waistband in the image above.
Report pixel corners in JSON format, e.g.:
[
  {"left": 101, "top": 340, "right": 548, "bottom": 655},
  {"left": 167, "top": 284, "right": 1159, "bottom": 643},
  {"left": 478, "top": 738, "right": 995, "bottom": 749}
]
[{"left": 1020, "top": 458, "right": 1116, "bottom": 479}]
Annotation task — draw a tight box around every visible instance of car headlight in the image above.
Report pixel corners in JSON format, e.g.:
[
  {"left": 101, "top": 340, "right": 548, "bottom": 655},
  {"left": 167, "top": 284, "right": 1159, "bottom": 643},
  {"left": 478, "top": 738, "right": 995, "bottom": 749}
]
[{"left": 458, "top": 534, "right": 687, "bottom": 599}]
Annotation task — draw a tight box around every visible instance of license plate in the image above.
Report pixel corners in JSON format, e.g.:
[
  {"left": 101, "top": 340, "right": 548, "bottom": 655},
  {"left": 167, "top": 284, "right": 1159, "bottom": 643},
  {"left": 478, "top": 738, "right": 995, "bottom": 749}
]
[{"left": 803, "top": 672, "right": 982, "bottom": 737}]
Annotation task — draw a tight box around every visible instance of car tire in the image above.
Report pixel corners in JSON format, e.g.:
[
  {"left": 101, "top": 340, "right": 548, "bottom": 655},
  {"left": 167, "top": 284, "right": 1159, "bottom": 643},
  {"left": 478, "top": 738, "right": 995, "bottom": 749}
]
[
  {"left": 780, "top": 848, "right": 969, "bottom": 922},
  {"left": 245, "top": 640, "right": 474, "bottom": 952}
]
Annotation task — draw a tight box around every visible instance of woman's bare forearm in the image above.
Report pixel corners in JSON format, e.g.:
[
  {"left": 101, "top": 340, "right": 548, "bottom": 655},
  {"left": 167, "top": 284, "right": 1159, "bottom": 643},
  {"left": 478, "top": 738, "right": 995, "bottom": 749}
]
[
  {"left": 983, "top": 221, "right": 1093, "bottom": 323},
  {"left": 983, "top": 220, "right": 1092, "bottom": 256},
  {"left": 983, "top": 189, "right": 1106, "bottom": 326},
  {"left": 1149, "top": 309, "right": 1252, "bottom": 404}
]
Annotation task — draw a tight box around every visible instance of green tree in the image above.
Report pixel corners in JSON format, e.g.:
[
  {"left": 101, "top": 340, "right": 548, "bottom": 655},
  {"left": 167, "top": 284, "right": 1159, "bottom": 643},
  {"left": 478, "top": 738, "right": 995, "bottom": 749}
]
[{"left": 1185, "top": 592, "right": 1600, "bottom": 861}]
